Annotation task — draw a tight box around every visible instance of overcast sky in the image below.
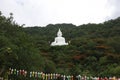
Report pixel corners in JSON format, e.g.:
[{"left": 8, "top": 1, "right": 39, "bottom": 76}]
[{"left": 0, "top": 0, "right": 120, "bottom": 27}]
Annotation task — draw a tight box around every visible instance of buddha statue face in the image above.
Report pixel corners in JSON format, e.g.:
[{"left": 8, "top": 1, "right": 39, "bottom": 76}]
[{"left": 57, "top": 29, "right": 62, "bottom": 37}]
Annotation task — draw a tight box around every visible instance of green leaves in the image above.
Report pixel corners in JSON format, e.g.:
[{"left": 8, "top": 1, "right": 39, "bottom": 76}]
[
  {"left": 0, "top": 11, "right": 44, "bottom": 77},
  {"left": 0, "top": 11, "right": 120, "bottom": 77}
]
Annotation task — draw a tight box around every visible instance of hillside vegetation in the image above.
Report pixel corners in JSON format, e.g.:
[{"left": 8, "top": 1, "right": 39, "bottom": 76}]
[{"left": 0, "top": 11, "right": 120, "bottom": 78}]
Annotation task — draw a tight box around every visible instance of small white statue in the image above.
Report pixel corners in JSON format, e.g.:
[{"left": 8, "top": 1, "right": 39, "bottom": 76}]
[{"left": 51, "top": 29, "right": 68, "bottom": 46}]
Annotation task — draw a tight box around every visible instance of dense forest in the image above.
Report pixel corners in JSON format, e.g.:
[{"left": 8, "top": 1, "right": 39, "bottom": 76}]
[{"left": 0, "top": 11, "right": 120, "bottom": 79}]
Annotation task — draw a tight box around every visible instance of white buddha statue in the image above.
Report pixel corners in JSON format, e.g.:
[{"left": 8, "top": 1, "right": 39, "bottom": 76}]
[{"left": 51, "top": 29, "right": 68, "bottom": 46}]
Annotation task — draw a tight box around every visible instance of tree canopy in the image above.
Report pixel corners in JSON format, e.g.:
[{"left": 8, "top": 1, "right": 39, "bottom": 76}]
[{"left": 0, "top": 11, "right": 120, "bottom": 78}]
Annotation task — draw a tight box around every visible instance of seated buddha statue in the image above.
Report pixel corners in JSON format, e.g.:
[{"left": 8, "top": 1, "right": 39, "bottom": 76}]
[{"left": 51, "top": 29, "right": 68, "bottom": 46}]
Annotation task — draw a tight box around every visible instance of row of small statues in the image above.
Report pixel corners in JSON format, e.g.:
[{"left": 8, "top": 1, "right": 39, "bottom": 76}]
[{"left": 8, "top": 68, "right": 120, "bottom": 80}]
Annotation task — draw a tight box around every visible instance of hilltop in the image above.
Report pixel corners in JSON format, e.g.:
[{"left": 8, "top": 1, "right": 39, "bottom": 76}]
[
  {"left": 0, "top": 11, "right": 120, "bottom": 78},
  {"left": 24, "top": 18, "right": 120, "bottom": 76}
]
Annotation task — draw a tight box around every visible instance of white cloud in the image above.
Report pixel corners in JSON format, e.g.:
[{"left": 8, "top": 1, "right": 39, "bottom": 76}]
[
  {"left": 0, "top": 0, "right": 120, "bottom": 27},
  {"left": 106, "top": 0, "right": 120, "bottom": 19}
]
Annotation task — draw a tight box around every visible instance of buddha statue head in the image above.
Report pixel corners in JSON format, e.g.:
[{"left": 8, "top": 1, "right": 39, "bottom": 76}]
[{"left": 57, "top": 29, "right": 62, "bottom": 37}]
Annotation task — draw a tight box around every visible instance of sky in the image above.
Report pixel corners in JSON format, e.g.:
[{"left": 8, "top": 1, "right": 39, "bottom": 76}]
[{"left": 0, "top": 0, "right": 120, "bottom": 27}]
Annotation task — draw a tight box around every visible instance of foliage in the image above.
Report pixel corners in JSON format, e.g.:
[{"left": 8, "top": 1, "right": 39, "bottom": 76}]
[
  {"left": 0, "top": 12, "right": 45, "bottom": 78},
  {"left": 0, "top": 11, "right": 120, "bottom": 78}
]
